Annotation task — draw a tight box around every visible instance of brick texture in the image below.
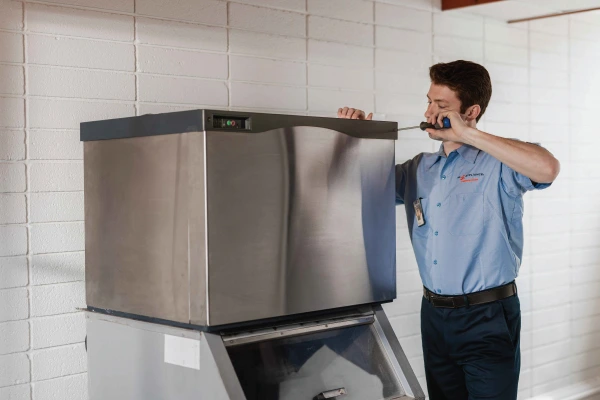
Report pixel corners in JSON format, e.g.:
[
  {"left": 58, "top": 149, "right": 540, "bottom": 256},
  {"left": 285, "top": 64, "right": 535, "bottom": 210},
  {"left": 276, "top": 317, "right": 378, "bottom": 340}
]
[{"left": 0, "top": 0, "right": 597, "bottom": 399}]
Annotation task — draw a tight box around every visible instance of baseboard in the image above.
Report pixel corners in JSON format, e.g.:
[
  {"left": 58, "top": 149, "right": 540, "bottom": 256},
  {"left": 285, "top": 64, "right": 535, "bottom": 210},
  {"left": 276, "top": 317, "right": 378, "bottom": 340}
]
[{"left": 530, "top": 377, "right": 600, "bottom": 400}]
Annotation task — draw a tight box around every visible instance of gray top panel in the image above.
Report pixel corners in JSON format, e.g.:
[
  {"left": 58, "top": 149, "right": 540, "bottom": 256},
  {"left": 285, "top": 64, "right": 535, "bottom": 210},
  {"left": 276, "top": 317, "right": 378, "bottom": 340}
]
[{"left": 80, "top": 109, "right": 398, "bottom": 141}]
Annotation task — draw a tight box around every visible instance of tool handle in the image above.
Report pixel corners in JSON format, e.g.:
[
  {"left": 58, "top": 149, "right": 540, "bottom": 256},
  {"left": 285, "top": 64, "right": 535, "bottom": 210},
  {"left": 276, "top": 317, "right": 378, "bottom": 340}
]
[
  {"left": 420, "top": 117, "right": 451, "bottom": 131},
  {"left": 315, "top": 388, "right": 347, "bottom": 399}
]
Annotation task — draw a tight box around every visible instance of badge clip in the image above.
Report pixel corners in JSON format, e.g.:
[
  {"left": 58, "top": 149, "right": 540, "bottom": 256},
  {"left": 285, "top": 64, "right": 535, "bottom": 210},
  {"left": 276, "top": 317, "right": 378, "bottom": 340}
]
[{"left": 413, "top": 198, "right": 426, "bottom": 227}]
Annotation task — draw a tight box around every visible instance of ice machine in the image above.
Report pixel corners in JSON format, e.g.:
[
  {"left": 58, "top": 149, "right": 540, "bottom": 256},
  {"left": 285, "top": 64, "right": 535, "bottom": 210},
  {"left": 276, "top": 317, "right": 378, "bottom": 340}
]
[{"left": 81, "top": 109, "right": 424, "bottom": 400}]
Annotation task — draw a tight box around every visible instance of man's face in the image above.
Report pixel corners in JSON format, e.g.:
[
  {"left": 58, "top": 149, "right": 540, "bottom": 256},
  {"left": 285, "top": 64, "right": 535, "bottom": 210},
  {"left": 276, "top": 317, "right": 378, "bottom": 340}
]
[{"left": 424, "top": 83, "right": 462, "bottom": 123}]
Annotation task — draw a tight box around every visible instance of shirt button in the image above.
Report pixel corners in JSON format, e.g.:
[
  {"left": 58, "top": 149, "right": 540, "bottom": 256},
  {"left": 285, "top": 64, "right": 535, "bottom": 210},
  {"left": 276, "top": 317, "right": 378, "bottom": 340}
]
[
  {"left": 437, "top": 202, "right": 441, "bottom": 207},
  {"left": 442, "top": 175, "right": 446, "bottom": 180},
  {"left": 434, "top": 231, "right": 439, "bottom": 236},
  {"left": 433, "top": 260, "right": 438, "bottom": 265}
]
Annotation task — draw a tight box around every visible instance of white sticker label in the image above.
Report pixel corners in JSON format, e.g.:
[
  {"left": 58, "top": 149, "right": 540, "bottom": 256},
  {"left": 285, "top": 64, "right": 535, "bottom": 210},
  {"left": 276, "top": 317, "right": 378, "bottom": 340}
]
[{"left": 164, "top": 335, "right": 200, "bottom": 370}]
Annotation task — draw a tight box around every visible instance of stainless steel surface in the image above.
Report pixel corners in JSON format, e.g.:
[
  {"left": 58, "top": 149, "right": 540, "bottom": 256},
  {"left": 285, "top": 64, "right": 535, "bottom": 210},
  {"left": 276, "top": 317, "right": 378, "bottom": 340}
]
[
  {"left": 84, "top": 132, "right": 208, "bottom": 324},
  {"left": 188, "top": 131, "right": 209, "bottom": 325},
  {"left": 373, "top": 316, "right": 415, "bottom": 399},
  {"left": 85, "top": 120, "right": 396, "bottom": 326},
  {"left": 86, "top": 312, "right": 245, "bottom": 400},
  {"left": 86, "top": 308, "right": 423, "bottom": 400},
  {"left": 225, "top": 309, "right": 406, "bottom": 400},
  {"left": 204, "top": 329, "right": 249, "bottom": 400},
  {"left": 205, "top": 127, "right": 396, "bottom": 325},
  {"left": 222, "top": 314, "right": 375, "bottom": 347},
  {"left": 374, "top": 306, "right": 426, "bottom": 400}
]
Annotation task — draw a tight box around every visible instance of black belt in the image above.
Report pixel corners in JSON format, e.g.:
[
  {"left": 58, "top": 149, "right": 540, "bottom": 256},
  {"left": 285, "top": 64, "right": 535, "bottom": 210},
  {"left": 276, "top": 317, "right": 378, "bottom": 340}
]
[{"left": 423, "top": 282, "right": 517, "bottom": 309}]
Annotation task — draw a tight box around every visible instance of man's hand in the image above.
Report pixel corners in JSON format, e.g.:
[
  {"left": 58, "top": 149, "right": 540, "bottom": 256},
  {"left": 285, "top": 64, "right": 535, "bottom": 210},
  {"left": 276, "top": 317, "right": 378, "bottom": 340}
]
[
  {"left": 337, "top": 107, "right": 373, "bottom": 120},
  {"left": 427, "top": 112, "right": 560, "bottom": 183},
  {"left": 425, "top": 111, "right": 471, "bottom": 142}
]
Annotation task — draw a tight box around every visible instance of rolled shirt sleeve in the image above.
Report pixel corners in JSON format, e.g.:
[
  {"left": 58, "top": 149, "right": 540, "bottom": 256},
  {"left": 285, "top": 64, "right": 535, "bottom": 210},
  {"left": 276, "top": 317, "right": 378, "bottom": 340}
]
[{"left": 500, "top": 142, "right": 553, "bottom": 196}]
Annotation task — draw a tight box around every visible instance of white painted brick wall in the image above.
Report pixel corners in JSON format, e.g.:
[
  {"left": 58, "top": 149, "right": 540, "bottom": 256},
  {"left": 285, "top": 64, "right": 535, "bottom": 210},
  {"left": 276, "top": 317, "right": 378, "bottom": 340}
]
[
  {"left": 139, "top": 74, "right": 229, "bottom": 105},
  {"left": 485, "top": 21, "right": 528, "bottom": 47},
  {"left": 230, "top": 3, "right": 305, "bottom": 36},
  {"left": 376, "top": 3, "right": 432, "bottom": 32},
  {"left": 0, "top": 257, "right": 28, "bottom": 289},
  {"left": 27, "top": 35, "right": 134, "bottom": 71},
  {"left": 434, "top": 12, "right": 483, "bottom": 38},
  {"left": 0, "top": 130, "right": 25, "bottom": 160},
  {"left": 309, "top": 39, "right": 373, "bottom": 67},
  {"left": 29, "top": 192, "right": 84, "bottom": 223},
  {"left": 0, "top": 225, "right": 28, "bottom": 257},
  {"left": 29, "top": 162, "right": 83, "bottom": 192},
  {"left": 378, "top": 26, "right": 432, "bottom": 53},
  {"left": 137, "top": 0, "right": 226, "bottom": 25},
  {"left": 0, "top": 32, "right": 24, "bottom": 63},
  {"left": 28, "top": 99, "right": 134, "bottom": 129},
  {"left": 31, "top": 252, "right": 84, "bottom": 285},
  {"left": 27, "top": 3, "right": 134, "bottom": 41},
  {"left": 0, "top": 194, "right": 26, "bottom": 224},
  {"left": 32, "top": 374, "right": 87, "bottom": 400},
  {"left": 0, "top": 320, "right": 29, "bottom": 355},
  {"left": 31, "top": 344, "right": 86, "bottom": 381},
  {"left": 28, "top": 66, "right": 135, "bottom": 101},
  {"left": 136, "top": 17, "right": 227, "bottom": 50},
  {"left": 0, "top": 287, "right": 29, "bottom": 322},
  {"left": 309, "top": 15, "right": 373, "bottom": 46},
  {"left": 32, "top": 313, "right": 86, "bottom": 349},
  {"left": 0, "top": 0, "right": 598, "bottom": 399},
  {"left": 139, "top": 46, "right": 228, "bottom": 78},
  {"left": 0, "top": 353, "right": 30, "bottom": 388},
  {"left": 0, "top": 65, "right": 24, "bottom": 95},
  {"left": 0, "top": 98, "right": 25, "bottom": 128},
  {"left": 230, "top": 29, "right": 305, "bottom": 59},
  {"left": 30, "top": 223, "right": 85, "bottom": 254},
  {"left": 30, "top": 282, "right": 85, "bottom": 317},
  {"left": 0, "top": 384, "right": 30, "bottom": 400},
  {"left": 29, "top": 130, "right": 82, "bottom": 160}
]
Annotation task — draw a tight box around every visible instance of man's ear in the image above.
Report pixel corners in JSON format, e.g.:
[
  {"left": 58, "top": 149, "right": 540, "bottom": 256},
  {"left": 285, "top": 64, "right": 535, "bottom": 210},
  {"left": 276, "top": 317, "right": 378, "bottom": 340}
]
[{"left": 464, "top": 105, "right": 481, "bottom": 122}]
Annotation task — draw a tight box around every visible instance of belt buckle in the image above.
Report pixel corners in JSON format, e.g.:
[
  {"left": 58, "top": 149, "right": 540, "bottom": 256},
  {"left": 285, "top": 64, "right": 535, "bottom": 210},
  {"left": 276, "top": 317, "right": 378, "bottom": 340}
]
[{"left": 430, "top": 296, "right": 456, "bottom": 308}]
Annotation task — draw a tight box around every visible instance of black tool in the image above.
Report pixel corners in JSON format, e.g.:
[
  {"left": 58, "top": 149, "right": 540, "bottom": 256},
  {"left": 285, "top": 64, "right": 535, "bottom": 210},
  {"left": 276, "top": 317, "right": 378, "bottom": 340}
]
[{"left": 397, "top": 117, "right": 451, "bottom": 132}]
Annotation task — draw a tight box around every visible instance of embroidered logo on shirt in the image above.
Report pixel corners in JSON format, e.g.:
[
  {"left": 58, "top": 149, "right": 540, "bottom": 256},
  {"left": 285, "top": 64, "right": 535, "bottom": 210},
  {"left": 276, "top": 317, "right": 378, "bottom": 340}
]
[{"left": 458, "top": 173, "right": 484, "bottom": 183}]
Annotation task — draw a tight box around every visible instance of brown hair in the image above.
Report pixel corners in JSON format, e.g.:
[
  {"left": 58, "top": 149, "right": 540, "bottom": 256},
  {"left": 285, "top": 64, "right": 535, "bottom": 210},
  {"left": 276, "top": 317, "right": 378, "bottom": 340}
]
[{"left": 429, "top": 60, "right": 492, "bottom": 122}]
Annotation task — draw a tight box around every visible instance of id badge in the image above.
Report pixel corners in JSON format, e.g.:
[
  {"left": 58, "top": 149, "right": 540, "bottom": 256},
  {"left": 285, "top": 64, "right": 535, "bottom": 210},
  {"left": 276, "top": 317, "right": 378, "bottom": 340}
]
[{"left": 413, "top": 198, "right": 426, "bottom": 227}]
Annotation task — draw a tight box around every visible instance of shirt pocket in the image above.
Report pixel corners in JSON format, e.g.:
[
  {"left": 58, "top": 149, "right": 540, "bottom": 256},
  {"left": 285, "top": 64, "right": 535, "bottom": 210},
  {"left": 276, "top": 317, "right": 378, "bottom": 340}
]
[
  {"left": 447, "top": 192, "right": 484, "bottom": 236},
  {"left": 412, "top": 197, "right": 431, "bottom": 238}
]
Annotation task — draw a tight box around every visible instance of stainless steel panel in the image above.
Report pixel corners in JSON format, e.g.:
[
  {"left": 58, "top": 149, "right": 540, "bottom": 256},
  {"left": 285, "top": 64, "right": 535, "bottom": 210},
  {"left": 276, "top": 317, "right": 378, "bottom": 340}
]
[
  {"left": 84, "top": 132, "right": 207, "bottom": 324},
  {"left": 85, "top": 124, "right": 395, "bottom": 326},
  {"left": 206, "top": 126, "right": 396, "bottom": 325},
  {"left": 225, "top": 315, "right": 406, "bottom": 400},
  {"left": 222, "top": 314, "right": 375, "bottom": 346},
  {"left": 86, "top": 309, "right": 422, "bottom": 400},
  {"left": 86, "top": 312, "right": 244, "bottom": 400},
  {"left": 188, "top": 132, "right": 209, "bottom": 325},
  {"left": 374, "top": 306, "right": 426, "bottom": 400}
]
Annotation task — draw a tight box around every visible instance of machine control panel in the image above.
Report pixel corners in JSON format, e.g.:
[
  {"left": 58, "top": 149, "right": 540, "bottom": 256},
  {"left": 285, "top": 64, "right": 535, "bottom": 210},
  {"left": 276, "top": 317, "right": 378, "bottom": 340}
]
[{"left": 212, "top": 115, "right": 251, "bottom": 130}]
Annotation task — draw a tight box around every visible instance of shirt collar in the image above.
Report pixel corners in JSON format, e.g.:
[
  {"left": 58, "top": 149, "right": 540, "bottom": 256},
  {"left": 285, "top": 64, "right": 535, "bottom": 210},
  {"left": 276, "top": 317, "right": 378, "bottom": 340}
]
[
  {"left": 424, "top": 144, "right": 480, "bottom": 170},
  {"left": 423, "top": 145, "right": 445, "bottom": 170},
  {"left": 457, "top": 144, "right": 481, "bottom": 164}
]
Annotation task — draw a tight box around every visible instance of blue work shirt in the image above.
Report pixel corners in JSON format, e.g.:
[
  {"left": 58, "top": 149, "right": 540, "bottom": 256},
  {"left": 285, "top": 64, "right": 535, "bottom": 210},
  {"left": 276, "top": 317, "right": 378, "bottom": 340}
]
[{"left": 397, "top": 143, "right": 550, "bottom": 295}]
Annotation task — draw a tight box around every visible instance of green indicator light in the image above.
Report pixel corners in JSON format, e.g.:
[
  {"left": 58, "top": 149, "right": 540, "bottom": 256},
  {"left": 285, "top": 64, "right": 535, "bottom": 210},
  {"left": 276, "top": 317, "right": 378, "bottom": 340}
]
[{"left": 226, "top": 120, "right": 232, "bottom": 126}]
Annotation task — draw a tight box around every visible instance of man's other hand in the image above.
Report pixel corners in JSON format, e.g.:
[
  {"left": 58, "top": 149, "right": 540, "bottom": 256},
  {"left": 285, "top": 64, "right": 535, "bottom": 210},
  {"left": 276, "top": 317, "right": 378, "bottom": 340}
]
[{"left": 337, "top": 107, "right": 373, "bottom": 120}]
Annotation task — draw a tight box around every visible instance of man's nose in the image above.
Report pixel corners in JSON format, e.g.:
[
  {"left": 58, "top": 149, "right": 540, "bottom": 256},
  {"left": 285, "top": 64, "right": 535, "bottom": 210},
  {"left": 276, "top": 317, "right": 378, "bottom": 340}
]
[{"left": 424, "top": 103, "right": 433, "bottom": 118}]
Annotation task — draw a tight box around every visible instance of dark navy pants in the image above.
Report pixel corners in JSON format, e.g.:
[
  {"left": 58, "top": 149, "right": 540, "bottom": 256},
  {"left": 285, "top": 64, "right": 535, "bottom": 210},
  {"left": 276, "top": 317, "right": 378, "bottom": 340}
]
[{"left": 421, "top": 294, "right": 521, "bottom": 400}]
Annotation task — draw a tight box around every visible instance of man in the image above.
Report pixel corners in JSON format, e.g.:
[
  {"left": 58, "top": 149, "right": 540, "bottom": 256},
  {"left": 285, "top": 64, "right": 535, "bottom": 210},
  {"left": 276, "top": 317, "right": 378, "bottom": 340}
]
[{"left": 338, "top": 60, "right": 560, "bottom": 400}]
